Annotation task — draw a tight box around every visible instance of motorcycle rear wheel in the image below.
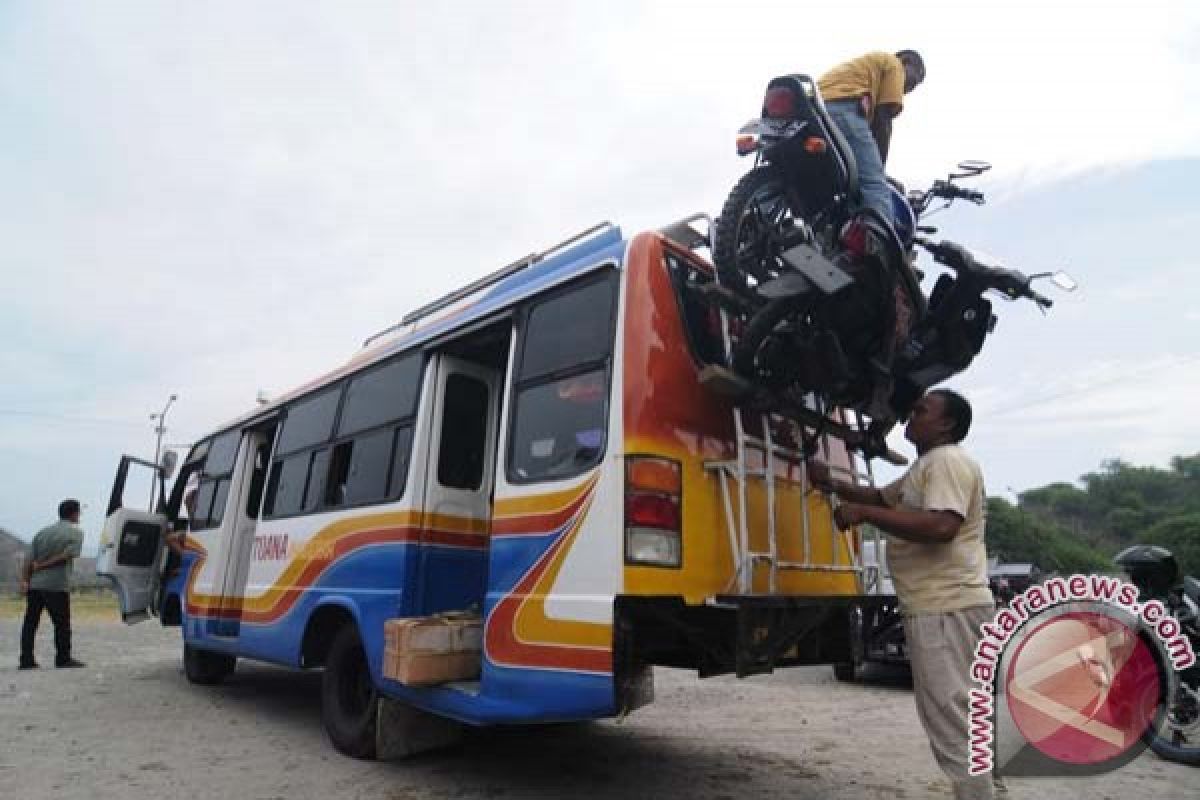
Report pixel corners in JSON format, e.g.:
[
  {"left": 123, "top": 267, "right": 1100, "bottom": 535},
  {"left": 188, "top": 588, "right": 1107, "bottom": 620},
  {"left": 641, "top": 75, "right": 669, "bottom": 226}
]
[
  {"left": 713, "top": 165, "right": 800, "bottom": 297},
  {"left": 732, "top": 294, "right": 814, "bottom": 387}
]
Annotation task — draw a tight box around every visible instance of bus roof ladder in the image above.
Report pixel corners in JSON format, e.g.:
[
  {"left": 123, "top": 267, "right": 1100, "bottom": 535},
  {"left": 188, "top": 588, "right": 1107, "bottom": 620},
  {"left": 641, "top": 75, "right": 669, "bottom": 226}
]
[{"left": 362, "top": 221, "right": 616, "bottom": 348}]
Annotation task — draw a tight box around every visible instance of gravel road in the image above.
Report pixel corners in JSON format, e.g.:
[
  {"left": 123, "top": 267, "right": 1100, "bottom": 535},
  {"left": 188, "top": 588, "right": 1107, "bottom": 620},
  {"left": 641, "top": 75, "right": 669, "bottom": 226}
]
[{"left": 2, "top": 619, "right": 1196, "bottom": 800}]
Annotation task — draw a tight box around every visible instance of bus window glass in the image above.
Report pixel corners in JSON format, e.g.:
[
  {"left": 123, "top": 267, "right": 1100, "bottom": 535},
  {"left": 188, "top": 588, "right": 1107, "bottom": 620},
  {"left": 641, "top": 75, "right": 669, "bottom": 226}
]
[
  {"left": 388, "top": 426, "right": 414, "bottom": 499},
  {"left": 205, "top": 430, "right": 240, "bottom": 477},
  {"left": 438, "top": 374, "right": 489, "bottom": 490},
  {"left": 209, "top": 479, "right": 231, "bottom": 527},
  {"left": 510, "top": 369, "right": 607, "bottom": 482},
  {"left": 304, "top": 448, "right": 331, "bottom": 512},
  {"left": 266, "top": 453, "right": 309, "bottom": 517},
  {"left": 277, "top": 385, "right": 342, "bottom": 455},
  {"left": 191, "top": 479, "right": 217, "bottom": 529},
  {"left": 338, "top": 354, "right": 422, "bottom": 436},
  {"left": 519, "top": 275, "right": 616, "bottom": 380},
  {"left": 342, "top": 428, "right": 392, "bottom": 505}
]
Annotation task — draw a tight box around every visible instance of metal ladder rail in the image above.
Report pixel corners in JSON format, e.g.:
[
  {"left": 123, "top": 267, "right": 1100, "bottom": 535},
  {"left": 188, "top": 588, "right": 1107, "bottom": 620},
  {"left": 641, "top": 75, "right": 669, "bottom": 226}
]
[
  {"left": 815, "top": 408, "right": 883, "bottom": 594},
  {"left": 709, "top": 413, "right": 869, "bottom": 594}
]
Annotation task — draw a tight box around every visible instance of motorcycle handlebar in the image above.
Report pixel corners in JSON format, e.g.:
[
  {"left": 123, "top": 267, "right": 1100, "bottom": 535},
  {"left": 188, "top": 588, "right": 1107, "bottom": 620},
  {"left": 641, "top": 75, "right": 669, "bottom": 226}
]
[
  {"left": 915, "top": 237, "right": 1052, "bottom": 308},
  {"left": 930, "top": 180, "right": 985, "bottom": 205},
  {"left": 1027, "top": 288, "right": 1054, "bottom": 309}
]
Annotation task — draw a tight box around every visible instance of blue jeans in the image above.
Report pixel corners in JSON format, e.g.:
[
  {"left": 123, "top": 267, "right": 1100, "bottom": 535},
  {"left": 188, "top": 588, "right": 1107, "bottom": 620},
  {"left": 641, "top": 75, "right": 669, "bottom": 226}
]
[{"left": 825, "top": 99, "right": 891, "bottom": 225}]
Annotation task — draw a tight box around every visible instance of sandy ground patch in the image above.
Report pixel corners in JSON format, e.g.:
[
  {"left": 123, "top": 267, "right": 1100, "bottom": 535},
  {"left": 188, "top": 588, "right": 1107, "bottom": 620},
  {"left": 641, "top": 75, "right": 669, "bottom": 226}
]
[{"left": 1, "top": 617, "right": 1196, "bottom": 800}]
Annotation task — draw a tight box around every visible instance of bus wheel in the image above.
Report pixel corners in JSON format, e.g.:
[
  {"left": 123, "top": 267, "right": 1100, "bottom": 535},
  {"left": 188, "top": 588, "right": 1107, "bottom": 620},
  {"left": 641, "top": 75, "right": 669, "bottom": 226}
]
[
  {"left": 833, "top": 660, "right": 862, "bottom": 683},
  {"left": 184, "top": 644, "right": 236, "bottom": 685},
  {"left": 322, "top": 625, "right": 378, "bottom": 759}
]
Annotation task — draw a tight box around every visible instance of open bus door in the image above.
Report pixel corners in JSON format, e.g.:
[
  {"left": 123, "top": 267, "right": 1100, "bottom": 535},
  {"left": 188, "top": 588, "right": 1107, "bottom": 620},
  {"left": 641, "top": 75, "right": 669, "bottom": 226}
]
[{"left": 95, "top": 454, "right": 175, "bottom": 623}]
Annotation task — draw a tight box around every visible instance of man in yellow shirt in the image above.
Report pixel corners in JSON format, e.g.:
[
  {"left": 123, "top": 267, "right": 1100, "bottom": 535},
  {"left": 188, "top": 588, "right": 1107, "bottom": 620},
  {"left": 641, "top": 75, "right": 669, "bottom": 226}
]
[
  {"left": 809, "top": 389, "right": 995, "bottom": 800},
  {"left": 818, "top": 50, "right": 925, "bottom": 226}
]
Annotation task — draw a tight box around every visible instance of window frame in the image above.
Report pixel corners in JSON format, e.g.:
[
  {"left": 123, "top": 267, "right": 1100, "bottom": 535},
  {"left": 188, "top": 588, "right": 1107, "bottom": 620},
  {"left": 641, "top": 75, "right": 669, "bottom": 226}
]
[
  {"left": 262, "top": 354, "right": 425, "bottom": 520},
  {"left": 190, "top": 429, "right": 243, "bottom": 532},
  {"left": 505, "top": 269, "right": 619, "bottom": 486}
]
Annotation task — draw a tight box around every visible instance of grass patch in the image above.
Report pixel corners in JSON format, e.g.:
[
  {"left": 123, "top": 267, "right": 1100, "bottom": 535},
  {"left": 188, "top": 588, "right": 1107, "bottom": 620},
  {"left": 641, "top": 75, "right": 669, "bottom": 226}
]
[{"left": 0, "top": 590, "right": 120, "bottom": 621}]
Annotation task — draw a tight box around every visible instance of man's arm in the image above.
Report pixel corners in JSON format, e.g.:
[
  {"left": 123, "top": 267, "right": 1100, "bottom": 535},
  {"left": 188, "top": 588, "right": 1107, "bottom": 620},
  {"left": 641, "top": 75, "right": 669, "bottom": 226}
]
[
  {"left": 32, "top": 552, "right": 73, "bottom": 571},
  {"left": 807, "top": 461, "right": 886, "bottom": 507},
  {"left": 870, "top": 104, "right": 900, "bottom": 165},
  {"left": 836, "top": 503, "right": 963, "bottom": 544}
]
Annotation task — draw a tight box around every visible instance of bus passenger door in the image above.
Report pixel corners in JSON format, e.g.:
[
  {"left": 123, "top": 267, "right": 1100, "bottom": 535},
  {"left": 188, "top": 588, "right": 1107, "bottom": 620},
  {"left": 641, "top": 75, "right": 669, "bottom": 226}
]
[
  {"left": 211, "top": 423, "right": 278, "bottom": 638},
  {"left": 415, "top": 355, "right": 499, "bottom": 616},
  {"left": 96, "top": 455, "right": 171, "bottom": 623}
]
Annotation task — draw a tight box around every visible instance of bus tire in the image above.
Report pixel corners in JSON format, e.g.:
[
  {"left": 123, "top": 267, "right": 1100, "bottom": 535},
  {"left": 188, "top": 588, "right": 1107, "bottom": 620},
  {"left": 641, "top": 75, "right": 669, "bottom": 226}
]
[
  {"left": 833, "top": 660, "right": 862, "bottom": 683},
  {"left": 184, "top": 644, "right": 236, "bottom": 685},
  {"left": 322, "top": 624, "right": 378, "bottom": 760}
]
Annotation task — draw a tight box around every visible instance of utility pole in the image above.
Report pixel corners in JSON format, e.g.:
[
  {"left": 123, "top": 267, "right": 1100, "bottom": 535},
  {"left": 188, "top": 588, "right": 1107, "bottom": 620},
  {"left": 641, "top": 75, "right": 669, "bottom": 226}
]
[{"left": 149, "top": 394, "right": 178, "bottom": 511}]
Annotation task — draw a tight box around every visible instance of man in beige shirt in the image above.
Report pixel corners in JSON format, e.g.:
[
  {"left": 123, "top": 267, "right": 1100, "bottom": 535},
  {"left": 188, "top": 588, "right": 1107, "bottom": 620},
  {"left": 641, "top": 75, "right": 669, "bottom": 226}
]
[{"left": 810, "top": 389, "right": 995, "bottom": 800}]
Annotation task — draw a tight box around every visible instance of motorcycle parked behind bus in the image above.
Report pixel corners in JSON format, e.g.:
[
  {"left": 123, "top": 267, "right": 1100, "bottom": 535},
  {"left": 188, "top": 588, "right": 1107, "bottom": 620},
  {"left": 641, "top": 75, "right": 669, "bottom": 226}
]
[{"left": 1115, "top": 545, "right": 1200, "bottom": 766}]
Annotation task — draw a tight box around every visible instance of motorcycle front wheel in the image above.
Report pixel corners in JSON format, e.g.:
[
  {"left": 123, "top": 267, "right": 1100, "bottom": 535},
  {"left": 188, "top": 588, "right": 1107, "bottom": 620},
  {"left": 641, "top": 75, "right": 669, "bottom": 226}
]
[
  {"left": 1147, "top": 677, "right": 1200, "bottom": 766},
  {"left": 713, "top": 165, "right": 802, "bottom": 297}
]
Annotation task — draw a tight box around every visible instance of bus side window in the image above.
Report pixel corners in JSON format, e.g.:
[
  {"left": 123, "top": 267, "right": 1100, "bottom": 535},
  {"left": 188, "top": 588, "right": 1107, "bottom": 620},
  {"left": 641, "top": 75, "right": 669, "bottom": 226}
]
[
  {"left": 263, "top": 383, "right": 344, "bottom": 519},
  {"left": 438, "top": 374, "right": 489, "bottom": 490},
  {"left": 192, "top": 429, "right": 240, "bottom": 531},
  {"left": 509, "top": 272, "right": 617, "bottom": 484},
  {"left": 245, "top": 439, "right": 274, "bottom": 519}
]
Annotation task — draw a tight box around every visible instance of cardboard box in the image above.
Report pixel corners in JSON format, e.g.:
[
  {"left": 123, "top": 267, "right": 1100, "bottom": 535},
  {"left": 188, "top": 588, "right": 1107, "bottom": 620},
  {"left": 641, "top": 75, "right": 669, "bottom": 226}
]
[
  {"left": 382, "top": 612, "right": 483, "bottom": 687},
  {"left": 383, "top": 647, "right": 480, "bottom": 687},
  {"left": 384, "top": 613, "right": 482, "bottom": 653}
]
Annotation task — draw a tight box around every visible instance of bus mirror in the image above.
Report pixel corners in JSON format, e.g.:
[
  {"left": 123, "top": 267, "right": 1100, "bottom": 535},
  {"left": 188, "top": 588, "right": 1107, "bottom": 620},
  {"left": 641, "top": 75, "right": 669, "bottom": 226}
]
[{"left": 160, "top": 450, "right": 179, "bottom": 481}]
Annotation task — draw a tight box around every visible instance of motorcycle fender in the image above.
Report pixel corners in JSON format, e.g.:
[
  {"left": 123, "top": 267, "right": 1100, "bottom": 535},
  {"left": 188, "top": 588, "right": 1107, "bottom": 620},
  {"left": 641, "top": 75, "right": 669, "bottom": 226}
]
[{"left": 779, "top": 244, "right": 855, "bottom": 295}]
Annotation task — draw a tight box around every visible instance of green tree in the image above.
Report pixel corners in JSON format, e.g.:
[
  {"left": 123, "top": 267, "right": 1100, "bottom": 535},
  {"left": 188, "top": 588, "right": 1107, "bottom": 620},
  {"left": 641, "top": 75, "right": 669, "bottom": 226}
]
[{"left": 1138, "top": 513, "right": 1200, "bottom": 577}]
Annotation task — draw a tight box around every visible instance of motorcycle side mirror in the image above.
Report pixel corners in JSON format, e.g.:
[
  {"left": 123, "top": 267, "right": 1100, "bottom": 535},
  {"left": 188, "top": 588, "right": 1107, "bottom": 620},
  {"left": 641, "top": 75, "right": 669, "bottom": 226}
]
[
  {"left": 1051, "top": 271, "right": 1078, "bottom": 291},
  {"left": 950, "top": 160, "right": 992, "bottom": 179},
  {"left": 1030, "top": 270, "right": 1079, "bottom": 292}
]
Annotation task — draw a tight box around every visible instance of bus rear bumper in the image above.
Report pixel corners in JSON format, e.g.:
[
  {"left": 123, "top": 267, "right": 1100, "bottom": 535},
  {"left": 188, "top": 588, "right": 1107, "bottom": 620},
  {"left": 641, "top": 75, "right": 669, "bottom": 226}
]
[{"left": 615, "top": 594, "right": 890, "bottom": 679}]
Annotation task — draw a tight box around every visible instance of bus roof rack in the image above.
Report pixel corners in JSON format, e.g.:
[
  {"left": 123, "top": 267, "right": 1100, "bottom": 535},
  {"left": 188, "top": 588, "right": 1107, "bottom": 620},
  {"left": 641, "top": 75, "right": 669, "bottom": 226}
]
[
  {"left": 658, "top": 213, "right": 713, "bottom": 254},
  {"left": 363, "top": 221, "right": 617, "bottom": 348}
]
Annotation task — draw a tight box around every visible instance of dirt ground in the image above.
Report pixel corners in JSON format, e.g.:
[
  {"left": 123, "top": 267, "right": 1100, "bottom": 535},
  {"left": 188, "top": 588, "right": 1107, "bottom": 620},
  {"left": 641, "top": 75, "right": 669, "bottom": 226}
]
[{"left": 1, "top": 615, "right": 1197, "bottom": 800}]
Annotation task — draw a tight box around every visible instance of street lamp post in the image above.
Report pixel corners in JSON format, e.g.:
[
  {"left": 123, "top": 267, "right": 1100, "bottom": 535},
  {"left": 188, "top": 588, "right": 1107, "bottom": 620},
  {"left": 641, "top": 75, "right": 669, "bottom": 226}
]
[{"left": 149, "top": 393, "right": 178, "bottom": 511}]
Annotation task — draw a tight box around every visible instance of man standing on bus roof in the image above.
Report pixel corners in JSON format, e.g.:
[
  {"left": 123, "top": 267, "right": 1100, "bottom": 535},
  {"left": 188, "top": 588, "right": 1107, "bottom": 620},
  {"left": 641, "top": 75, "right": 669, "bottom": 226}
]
[
  {"left": 18, "top": 499, "right": 87, "bottom": 670},
  {"left": 818, "top": 50, "right": 926, "bottom": 226},
  {"left": 809, "top": 389, "right": 995, "bottom": 800}
]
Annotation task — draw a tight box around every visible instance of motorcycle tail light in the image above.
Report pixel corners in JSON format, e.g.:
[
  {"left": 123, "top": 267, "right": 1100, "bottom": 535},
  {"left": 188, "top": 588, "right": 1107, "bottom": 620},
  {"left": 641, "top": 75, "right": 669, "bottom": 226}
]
[
  {"left": 840, "top": 220, "right": 869, "bottom": 257},
  {"left": 803, "top": 136, "right": 827, "bottom": 154},
  {"left": 764, "top": 87, "right": 798, "bottom": 118},
  {"left": 736, "top": 134, "right": 758, "bottom": 155}
]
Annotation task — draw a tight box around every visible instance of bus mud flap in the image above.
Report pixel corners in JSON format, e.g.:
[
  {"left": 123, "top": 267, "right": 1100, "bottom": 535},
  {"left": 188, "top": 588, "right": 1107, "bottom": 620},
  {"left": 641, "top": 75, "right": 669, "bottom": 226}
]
[{"left": 376, "top": 696, "right": 464, "bottom": 760}]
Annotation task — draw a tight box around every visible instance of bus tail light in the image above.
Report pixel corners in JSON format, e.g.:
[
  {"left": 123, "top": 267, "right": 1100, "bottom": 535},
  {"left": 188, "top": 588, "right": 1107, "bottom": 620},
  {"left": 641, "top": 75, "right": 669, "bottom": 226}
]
[{"left": 625, "top": 456, "right": 682, "bottom": 568}]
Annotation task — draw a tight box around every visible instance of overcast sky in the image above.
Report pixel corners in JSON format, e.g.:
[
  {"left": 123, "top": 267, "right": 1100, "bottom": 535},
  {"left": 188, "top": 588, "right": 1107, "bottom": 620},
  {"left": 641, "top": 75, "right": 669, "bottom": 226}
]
[{"left": 2, "top": 1, "right": 1198, "bottom": 548}]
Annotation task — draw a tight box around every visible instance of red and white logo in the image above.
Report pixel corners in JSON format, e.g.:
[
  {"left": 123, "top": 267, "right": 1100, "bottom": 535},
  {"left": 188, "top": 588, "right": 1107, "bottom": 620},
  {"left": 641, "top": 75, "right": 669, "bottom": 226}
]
[{"left": 1005, "top": 609, "right": 1161, "bottom": 766}]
